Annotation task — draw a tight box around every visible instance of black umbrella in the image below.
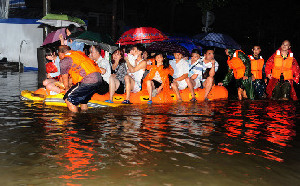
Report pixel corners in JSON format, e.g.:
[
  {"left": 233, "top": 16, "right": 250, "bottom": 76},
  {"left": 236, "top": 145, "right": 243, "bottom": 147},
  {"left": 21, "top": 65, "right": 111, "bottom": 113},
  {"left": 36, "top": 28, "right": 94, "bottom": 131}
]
[{"left": 147, "top": 41, "right": 190, "bottom": 57}]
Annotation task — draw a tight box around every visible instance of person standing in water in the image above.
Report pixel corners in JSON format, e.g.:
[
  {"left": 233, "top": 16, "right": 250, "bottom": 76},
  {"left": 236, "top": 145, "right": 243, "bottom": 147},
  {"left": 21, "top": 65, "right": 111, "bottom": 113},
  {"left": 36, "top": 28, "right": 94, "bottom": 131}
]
[
  {"left": 248, "top": 45, "right": 266, "bottom": 99},
  {"left": 218, "top": 49, "right": 254, "bottom": 100},
  {"left": 265, "top": 40, "right": 299, "bottom": 100},
  {"left": 58, "top": 45, "right": 102, "bottom": 112}
]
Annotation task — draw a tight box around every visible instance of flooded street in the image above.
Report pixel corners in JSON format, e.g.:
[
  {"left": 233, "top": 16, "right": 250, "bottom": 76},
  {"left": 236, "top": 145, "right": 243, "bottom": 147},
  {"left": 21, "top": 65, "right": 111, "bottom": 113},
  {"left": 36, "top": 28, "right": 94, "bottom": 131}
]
[{"left": 0, "top": 71, "right": 299, "bottom": 185}]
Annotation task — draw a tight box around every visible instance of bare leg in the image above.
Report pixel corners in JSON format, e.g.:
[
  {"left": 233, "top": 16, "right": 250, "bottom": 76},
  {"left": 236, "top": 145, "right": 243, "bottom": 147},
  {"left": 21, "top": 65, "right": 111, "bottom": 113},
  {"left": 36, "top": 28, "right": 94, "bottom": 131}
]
[
  {"left": 109, "top": 76, "right": 120, "bottom": 100},
  {"left": 242, "top": 90, "right": 248, "bottom": 99},
  {"left": 185, "top": 77, "right": 196, "bottom": 99},
  {"left": 65, "top": 99, "right": 78, "bottom": 113},
  {"left": 124, "top": 75, "right": 135, "bottom": 100},
  {"left": 146, "top": 80, "right": 154, "bottom": 101},
  {"left": 43, "top": 79, "right": 61, "bottom": 93},
  {"left": 203, "top": 76, "right": 214, "bottom": 99},
  {"left": 171, "top": 81, "right": 182, "bottom": 101},
  {"left": 80, "top": 104, "right": 88, "bottom": 112}
]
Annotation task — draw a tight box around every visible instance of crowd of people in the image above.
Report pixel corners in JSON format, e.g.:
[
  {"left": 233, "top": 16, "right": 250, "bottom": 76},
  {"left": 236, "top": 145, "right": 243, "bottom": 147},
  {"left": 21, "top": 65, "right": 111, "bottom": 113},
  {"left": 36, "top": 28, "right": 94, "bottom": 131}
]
[{"left": 42, "top": 25, "right": 300, "bottom": 112}]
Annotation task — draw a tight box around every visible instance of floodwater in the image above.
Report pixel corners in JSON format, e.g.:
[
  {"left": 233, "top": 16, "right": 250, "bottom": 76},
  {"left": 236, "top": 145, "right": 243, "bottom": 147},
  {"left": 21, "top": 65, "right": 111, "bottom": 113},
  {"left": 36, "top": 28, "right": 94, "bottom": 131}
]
[{"left": 0, "top": 71, "right": 300, "bottom": 186}]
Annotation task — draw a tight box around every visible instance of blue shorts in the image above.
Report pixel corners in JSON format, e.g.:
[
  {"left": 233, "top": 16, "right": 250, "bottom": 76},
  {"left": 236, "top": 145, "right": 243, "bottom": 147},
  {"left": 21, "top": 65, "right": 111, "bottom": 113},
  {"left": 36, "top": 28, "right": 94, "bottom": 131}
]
[{"left": 63, "top": 82, "right": 101, "bottom": 106}]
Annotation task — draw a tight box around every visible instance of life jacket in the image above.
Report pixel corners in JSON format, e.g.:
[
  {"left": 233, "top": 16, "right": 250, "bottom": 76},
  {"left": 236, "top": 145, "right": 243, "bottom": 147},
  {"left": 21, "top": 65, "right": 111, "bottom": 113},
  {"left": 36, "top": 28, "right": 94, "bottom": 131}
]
[
  {"left": 248, "top": 55, "right": 264, "bottom": 79},
  {"left": 271, "top": 50, "right": 293, "bottom": 80},
  {"left": 45, "top": 61, "right": 58, "bottom": 74},
  {"left": 142, "top": 64, "right": 174, "bottom": 102},
  {"left": 227, "top": 50, "right": 245, "bottom": 79},
  {"left": 65, "top": 50, "right": 101, "bottom": 84}
]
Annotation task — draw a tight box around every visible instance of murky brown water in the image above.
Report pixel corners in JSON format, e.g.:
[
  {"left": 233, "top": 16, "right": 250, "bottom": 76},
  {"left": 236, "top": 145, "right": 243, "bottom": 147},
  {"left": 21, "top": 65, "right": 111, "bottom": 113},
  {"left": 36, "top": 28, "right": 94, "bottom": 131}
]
[{"left": 0, "top": 71, "right": 299, "bottom": 185}]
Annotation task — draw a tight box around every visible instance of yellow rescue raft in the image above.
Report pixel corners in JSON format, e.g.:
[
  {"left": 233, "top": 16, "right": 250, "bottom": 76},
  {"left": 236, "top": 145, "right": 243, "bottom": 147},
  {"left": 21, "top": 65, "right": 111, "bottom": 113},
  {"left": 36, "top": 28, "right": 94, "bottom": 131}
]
[{"left": 21, "top": 85, "right": 228, "bottom": 106}]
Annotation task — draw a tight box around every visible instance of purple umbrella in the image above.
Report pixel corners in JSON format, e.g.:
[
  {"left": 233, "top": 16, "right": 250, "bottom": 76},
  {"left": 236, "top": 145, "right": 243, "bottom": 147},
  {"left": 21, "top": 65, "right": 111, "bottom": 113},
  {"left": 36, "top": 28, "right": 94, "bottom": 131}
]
[
  {"left": 147, "top": 41, "right": 191, "bottom": 57},
  {"left": 42, "top": 28, "right": 66, "bottom": 46}
]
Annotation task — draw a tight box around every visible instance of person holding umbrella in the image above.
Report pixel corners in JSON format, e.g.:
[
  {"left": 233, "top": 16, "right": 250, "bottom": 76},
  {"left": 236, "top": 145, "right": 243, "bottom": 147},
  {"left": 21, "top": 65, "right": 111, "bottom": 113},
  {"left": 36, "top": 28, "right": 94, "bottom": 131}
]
[{"left": 59, "top": 24, "right": 85, "bottom": 52}]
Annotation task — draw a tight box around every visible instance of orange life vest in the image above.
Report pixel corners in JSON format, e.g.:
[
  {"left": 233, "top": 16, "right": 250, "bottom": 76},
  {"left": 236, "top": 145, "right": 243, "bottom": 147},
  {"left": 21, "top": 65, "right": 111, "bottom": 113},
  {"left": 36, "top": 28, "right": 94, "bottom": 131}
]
[
  {"left": 249, "top": 55, "right": 264, "bottom": 79},
  {"left": 227, "top": 50, "right": 245, "bottom": 79},
  {"left": 272, "top": 50, "right": 293, "bottom": 80},
  {"left": 142, "top": 64, "right": 174, "bottom": 102},
  {"left": 65, "top": 51, "right": 101, "bottom": 84}
]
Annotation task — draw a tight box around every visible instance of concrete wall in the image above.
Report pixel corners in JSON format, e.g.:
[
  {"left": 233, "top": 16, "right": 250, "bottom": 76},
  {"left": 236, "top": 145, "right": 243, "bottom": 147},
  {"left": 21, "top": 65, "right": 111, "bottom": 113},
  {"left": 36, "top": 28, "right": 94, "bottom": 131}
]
[{"left": 0, "top": 18, "right": 43, "bottom": 69}]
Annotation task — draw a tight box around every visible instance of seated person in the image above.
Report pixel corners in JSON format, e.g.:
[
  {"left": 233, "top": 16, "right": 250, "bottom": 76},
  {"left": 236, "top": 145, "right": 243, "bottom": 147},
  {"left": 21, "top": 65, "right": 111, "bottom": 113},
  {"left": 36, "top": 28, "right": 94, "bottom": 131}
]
[
  {"left": 170, "top": 52, "right": 189, "bottom": 102},
  {"left": 59, "top": 24, "right": 85, "bottom": 52},
  {"left": 105, "top": 49, "right": 127, "bottom": 103},
  {"left": 185, "top": 49, "right": 203, "bottom": 102},
  {"left": 89, "top": 45, "right": 111, "bottom": 95},
  {"left": 199, "top": 48, "right": 219, "bottom": 100},
  {"left": 43, "top": 48, "right": 64, "bottom": 94},
  {"left": 58, "top": 45, "right": 102, "bottom": 113},
  {"left": 123, "top": 44, "right": 147, "bottom": 104},
  {"left": 142, "top": 52, "right": 173, "bottom": 104}
]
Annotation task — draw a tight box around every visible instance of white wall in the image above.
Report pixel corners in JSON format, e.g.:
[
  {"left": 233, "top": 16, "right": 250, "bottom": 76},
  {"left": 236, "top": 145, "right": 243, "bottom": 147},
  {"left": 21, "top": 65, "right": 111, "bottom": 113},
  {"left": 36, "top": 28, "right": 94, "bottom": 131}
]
[{"left": 0, "top": 19, "right": 43, "bottom": 68}]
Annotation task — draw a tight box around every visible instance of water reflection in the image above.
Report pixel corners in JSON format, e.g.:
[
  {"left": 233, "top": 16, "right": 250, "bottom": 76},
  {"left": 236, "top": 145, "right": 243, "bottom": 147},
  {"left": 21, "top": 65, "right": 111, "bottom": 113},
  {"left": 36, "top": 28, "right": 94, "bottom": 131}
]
[
  {"left": 0, "top": 72, "right": 299, "bottom": 185},
  {"left": 219, "top": 101, "right": 296, "bottom": 162}
]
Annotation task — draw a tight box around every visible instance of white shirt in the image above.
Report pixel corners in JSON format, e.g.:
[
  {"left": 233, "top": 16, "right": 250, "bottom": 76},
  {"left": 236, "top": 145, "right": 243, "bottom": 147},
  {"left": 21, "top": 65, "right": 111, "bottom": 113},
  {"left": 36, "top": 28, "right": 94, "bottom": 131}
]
[
  {"left": 130, "top": 59, "right": 145, "bottom": 86},
  {"left": 199, "top": 56, "right": 219, "bottom": 81},
  {"left": 188, "top": 59, "right": 202, "bottom": 79},
  {"left": 96, "top": 56, "right": 111, "bottom": 83},
  {"left": 169, "top": 58, "right": 189, "bottom": 79}
]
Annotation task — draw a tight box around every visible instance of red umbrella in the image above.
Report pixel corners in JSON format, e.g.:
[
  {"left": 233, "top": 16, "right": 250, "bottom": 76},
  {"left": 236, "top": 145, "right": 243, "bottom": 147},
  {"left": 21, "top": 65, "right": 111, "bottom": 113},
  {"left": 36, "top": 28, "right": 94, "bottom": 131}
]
[
  {"left": 42, "top": 28, "right": 66, "bottom": 46},
  {"left": 116, "top": 27, "right": 168, "bottom": 45}
]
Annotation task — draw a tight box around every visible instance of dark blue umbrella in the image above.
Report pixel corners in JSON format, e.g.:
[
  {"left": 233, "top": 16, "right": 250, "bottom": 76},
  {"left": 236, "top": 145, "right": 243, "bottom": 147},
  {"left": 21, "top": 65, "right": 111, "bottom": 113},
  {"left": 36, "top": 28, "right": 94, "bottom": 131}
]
[
  {"left": 167, "top": 35, "right": 202, "bottom": 54},
  {"left": 193, "top": 33, "right": 241, "bottom": 49}
]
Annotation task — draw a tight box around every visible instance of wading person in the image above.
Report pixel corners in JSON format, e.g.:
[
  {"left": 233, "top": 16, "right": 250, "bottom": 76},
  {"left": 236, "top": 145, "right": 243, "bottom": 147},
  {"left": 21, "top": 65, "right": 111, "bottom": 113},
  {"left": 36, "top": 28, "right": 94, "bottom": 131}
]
[
  {"left": 248, "top": 45, "right": 266, "bottom": 99},
  {"left": 218, "top": 49, "right": 254, "bottom": 100},
  {"left": 58, "top": 45, "right": 102, "bottom": 112},
  {"left": 89, "top": 45, "right": 111, "bottom": 95},
  {"left": 265, "top": 40, "right": 299, "bottom": 100}
]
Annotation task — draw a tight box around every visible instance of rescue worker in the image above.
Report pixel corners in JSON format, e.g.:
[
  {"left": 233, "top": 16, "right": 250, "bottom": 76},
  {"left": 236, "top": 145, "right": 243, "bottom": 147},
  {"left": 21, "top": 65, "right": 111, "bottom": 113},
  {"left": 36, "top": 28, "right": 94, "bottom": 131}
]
[
  {"left": 248, "top": 45, "right": 266, "bottom": 99},
  {"left": 58, "top": 45, "right": 103, "bottom": 112},
  {"left": 218, "top": 49, "right": 254, "bottom": 100},
  {"left": 265, "top": 40, "right": 300, "bottom": 100}
]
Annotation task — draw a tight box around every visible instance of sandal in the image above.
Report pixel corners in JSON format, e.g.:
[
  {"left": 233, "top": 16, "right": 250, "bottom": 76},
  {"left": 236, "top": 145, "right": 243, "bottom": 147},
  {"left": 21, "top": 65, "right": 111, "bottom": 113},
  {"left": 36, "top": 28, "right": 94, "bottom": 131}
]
[
  {"left": 204, "top": 97, "right": 210, "bottom": 101},
  {"left": 122, "top": 100, "right": 132, "bottom": 104},
  {"left": 190, "top": 98, "right": 197, "bottom": 102},
  {"left": 147, "top": 100, "right": 153, "bottom": 104},
  {"left": 105, "top": 100, "right": 114, "bottom": 103}
]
